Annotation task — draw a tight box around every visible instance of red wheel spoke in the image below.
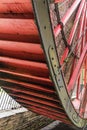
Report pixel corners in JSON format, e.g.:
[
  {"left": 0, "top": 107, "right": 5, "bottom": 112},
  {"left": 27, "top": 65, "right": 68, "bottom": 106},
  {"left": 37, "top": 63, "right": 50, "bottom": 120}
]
[
  {"left": 60, "top": 0, "right": 85, "bottom": 64},
  {"left": 67, "top": 44, "right": 87, "bottom": 92},
  {"left": 54, "top": 0, "right": 82, "bottom": 37}
]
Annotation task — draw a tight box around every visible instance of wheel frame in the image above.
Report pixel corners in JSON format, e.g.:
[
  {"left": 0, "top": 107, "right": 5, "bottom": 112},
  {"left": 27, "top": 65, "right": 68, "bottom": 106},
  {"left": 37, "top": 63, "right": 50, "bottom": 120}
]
[{"left": 32, "top": 0, "right": 87, "bottom": 128}]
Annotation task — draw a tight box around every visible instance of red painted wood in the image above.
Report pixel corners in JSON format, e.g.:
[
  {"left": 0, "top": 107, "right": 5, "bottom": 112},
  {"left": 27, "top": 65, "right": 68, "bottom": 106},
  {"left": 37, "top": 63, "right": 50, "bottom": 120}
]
[
  {"left": 0, "top": 14, "right": 33, "bottom": 19},
  {"left": 0, "top": 19, "right": 40, "bottom": 42},
  {"left": 16, "top": 100, "right": 64, "bottom": 115},
  {"left": 15, "top": 101, "right": 71, "bottom": 124},
  {"left": 0, "top": 57, "right": 49, "bottom": 77},
  {"left": 5, "top": 92, "right": 59, "bottom": 108},
  {"left": 32, "top": 109, "right": 71, "bottom": 125},
  {"left": 54, "top": 0, "right": 81, "bottom": 37},
  {"left": 0, "top": 69, "right": 53, "bottom": 87},
  {"left": 3, "top": 86, "right": 58, "bottom": 102},
  {"left": 0, "top": 0, "right": 33, "bottom": 14},
  {"left": 68, "top": 44, "right": 87, "bottom": 92},
  {"left": 0, "top": 78, "right": 54, "bottom": 94},
  {"left": 60, "top": 0, "right": 85, "bottom": 64},
  {"left": 0, "top": 41, "right": 45, "bottom": 62}
]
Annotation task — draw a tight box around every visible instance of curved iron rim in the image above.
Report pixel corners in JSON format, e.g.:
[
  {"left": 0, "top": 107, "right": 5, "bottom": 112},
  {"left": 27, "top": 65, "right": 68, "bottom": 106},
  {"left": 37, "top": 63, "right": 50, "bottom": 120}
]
[{"left": 32, "top": 0, "right": 87, "bottom": 128}]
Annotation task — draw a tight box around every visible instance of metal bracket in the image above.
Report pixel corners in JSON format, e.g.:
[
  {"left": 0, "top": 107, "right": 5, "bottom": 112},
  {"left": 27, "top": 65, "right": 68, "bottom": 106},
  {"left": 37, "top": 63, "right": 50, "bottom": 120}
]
[{"left": 49, "top": 46, "right": 60, "bottom": 76}]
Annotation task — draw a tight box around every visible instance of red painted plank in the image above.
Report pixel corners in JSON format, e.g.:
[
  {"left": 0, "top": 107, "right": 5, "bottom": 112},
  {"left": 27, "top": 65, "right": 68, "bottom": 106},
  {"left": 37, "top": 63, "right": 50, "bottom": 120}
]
[
  {"left": 0, "top": 69, "right": 53, "bottom": 87},
  {"left": 0, "top": 0, "right": 33, "bottom": 14},
  {"left": 0, "top": 14, "right": 33, "bottom": 19},
  {"left": 16, "top": 102, "right": 70, "bottom": 124},
  {"left": 0, "top": 41, "right": 45, "bottom": 62},
  {"left": 2, "top": 86, "right": 57, "bottom": 102},
  {"left": 32, "top": 107, "right": 71, "bottom": 125},
  {"left": 0, "top": 19, "right": 40, "bottom": 42},
  {"left": 6, "top": 92, "right": 59, "bottom": 109},
  {"left": 0, "top": 78, "right": 54, "bottom": 93},
  {"left": 0, "top": 57, "right": 49, "bottom": 77},
  {"left": 16, "top": 100, "right": 67, "bottom": 119},
  {"left": 17, "top": 100, "right": 64, "bottom": 115}
]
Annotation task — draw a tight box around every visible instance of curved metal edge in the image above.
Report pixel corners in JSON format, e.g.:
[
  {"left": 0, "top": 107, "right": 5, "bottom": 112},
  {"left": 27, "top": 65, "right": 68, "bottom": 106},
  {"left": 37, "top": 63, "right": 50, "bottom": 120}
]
[{"left": 32, "top": 0, "right": 87, "bottom": 128}]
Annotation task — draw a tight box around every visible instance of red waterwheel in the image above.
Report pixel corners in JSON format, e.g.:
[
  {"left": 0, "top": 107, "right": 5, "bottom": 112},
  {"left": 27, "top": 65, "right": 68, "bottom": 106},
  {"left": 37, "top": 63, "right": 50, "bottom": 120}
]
[{"left": 0, "top": 0, "right": 87, "bottom": 129}]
